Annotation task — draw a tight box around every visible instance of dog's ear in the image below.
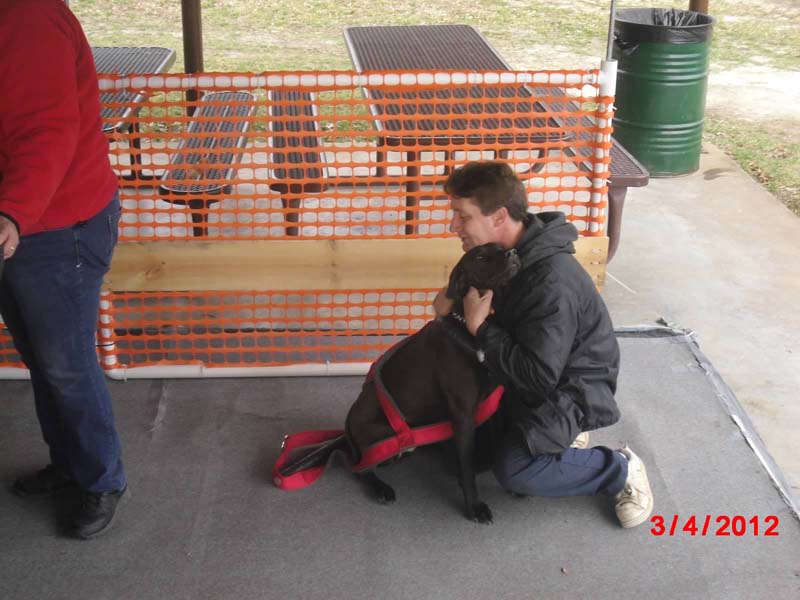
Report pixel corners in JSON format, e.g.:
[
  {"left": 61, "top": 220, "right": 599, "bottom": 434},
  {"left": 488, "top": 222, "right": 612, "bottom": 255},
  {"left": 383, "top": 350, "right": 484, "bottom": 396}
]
[{"left": 446, "top": 262, "right": 469, "bottom": 300}]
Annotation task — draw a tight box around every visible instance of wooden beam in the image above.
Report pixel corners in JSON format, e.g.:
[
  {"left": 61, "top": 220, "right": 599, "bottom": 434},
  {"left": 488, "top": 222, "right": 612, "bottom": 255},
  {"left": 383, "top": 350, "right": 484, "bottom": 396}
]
[
  {"left": 181, "top": 0, "right": 204, "bottom": 73},
  {"left": 104, "top": 237, "right": 608, "bottom": 292},
  {"left": 574, "top": 236, "right": 609, "bottom": 288}
]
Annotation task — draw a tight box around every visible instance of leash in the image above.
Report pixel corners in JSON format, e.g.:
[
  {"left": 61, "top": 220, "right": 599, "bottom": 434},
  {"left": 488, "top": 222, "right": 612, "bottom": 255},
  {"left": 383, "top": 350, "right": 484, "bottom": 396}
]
[{"left": 272, "top": 333, "right": 504, "bottom": 490}]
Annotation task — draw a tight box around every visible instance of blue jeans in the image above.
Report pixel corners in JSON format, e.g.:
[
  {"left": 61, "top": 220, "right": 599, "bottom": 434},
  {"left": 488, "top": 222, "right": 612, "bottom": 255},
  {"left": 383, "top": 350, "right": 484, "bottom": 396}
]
[
  {"left": 492, "top": 431, "right": 627, "bottom": 497},
  {"left": 0, "top": 193, "right": 126, "bottom": 492}
]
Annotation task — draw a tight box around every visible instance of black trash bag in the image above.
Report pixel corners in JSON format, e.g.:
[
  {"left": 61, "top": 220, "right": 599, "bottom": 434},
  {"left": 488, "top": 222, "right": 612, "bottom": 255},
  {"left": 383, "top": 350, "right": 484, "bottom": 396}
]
[{"left": 615, "top": 8, "right": 716, "bottom": 53}]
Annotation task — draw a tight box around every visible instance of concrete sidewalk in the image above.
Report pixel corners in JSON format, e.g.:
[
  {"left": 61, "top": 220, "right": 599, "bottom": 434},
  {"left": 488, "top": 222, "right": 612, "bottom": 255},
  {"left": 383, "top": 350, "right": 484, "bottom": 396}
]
[{"left": 603, "top": 141, "right": 800, "bottom": 499}]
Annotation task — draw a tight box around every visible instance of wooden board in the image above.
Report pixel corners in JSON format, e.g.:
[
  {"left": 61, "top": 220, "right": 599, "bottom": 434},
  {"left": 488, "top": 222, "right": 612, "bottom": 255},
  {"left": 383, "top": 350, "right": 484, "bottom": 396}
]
[{"left": 103, "top": 237, "right": 608, "bottom": 292}]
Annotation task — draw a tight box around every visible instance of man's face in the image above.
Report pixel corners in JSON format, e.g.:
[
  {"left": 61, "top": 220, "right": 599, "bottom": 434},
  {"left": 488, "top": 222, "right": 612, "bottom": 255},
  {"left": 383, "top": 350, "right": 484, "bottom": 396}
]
[{"left": 449, "top": 196, "right": 499, "bottom": 251}]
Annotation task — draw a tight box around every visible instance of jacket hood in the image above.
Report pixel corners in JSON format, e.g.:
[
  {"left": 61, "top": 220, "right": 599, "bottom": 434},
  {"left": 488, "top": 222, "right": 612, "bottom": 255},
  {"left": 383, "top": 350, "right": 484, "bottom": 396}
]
[{"left": 515, "top": 211, "right": 578, "bottom": 267}]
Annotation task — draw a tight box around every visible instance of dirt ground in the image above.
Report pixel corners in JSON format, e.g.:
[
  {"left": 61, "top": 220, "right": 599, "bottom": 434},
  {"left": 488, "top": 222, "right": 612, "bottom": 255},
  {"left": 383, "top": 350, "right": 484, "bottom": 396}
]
[
  {"left": 73, "top": 0, "right": 800, "bottom": 180},
  {"left": 507, "top": 46, "right": 800, "bottom": 143},
  {"left": 706, "top": 65, "right": 800, "bottom": 138},
  {"left": 503, "top": 0, "right": 800, "bottom": 181}
]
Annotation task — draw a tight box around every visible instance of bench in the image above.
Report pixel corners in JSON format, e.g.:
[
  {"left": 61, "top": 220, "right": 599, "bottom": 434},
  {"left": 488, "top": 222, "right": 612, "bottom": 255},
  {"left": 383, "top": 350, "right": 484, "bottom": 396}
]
[
  {"left": 561, "top": 120, "right": 649, "bottom": 262},
  {"left": 606, "top": 143, "right": 649, "bottom": 261},
  {"left": 267, "top": 90, "right": 328, "bottom": 235},
  {"left": 158, "top": 91, "right": 255, "bottom": 236}
]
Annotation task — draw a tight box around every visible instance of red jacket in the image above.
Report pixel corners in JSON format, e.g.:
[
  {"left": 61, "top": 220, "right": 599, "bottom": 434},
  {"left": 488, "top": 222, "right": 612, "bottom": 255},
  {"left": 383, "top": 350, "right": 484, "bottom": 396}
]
[{"left": 0, "top": 0, "right": 118, "bottom": 235}]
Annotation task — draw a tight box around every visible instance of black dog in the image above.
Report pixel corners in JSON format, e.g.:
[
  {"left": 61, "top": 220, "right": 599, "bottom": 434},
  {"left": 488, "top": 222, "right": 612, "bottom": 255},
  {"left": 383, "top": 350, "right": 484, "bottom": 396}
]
[{"left": 281, "top": 242, "right": 520, "bottom": 523}]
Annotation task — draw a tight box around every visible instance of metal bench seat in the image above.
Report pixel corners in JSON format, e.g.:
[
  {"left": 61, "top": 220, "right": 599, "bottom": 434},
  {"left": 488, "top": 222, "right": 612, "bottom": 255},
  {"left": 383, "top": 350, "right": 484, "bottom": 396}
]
[
  {"left": 158, "top": 91, "right": 255, "bottom": 236},
  {"left": 267, "top": 90, "right": 328, "bottom": 235}
]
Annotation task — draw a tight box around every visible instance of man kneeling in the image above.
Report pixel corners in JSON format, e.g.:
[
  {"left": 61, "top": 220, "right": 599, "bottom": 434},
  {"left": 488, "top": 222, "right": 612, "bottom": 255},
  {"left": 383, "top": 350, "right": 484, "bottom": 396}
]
[{"left": 433, "top": 161, "right": 653, "bottom": 528}]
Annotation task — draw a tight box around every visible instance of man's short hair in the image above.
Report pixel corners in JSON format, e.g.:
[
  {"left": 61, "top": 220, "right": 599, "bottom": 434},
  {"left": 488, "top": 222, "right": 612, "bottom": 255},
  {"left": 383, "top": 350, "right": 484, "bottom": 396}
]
[{"left": 444, "top": 161, "right": 529, "bottom": 221}]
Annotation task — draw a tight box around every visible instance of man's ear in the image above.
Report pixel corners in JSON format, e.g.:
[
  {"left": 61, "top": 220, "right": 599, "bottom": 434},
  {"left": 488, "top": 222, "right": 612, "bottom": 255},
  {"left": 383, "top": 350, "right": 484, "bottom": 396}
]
[
  {"left": 446, "top": 263, "right": 469, "bottom": 299},
  {"left": 492, "top": 206, "right": 509, "bottom": 228}
]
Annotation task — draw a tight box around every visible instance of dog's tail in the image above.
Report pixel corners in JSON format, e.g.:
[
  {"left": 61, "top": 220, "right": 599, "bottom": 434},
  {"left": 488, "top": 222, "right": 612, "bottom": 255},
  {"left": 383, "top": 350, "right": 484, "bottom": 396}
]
[{"left": 278, "top": 434, "right": 349, "bottom": 477}]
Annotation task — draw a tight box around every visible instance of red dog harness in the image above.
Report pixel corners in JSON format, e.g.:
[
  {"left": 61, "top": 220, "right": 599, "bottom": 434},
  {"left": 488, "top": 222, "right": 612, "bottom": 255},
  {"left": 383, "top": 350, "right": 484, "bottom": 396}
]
[{"left": 273, "top": 336, "right": 504, "bottom": 491}]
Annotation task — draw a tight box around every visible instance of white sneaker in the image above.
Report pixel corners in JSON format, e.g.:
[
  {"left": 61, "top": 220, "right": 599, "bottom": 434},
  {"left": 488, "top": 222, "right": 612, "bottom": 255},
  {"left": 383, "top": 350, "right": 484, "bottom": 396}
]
[
  {"left": 614, "top": 446, "right": 654, "bottom": 528},
  {"left": 570, "top": 431, "right": 590, "bottom": 449}
]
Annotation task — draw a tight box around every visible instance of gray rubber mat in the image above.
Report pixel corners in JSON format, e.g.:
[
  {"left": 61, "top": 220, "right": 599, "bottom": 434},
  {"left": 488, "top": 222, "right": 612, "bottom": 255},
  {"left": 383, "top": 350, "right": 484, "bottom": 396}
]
[{"left": 0, "top": 329, "right": 797, "bottom": 600}]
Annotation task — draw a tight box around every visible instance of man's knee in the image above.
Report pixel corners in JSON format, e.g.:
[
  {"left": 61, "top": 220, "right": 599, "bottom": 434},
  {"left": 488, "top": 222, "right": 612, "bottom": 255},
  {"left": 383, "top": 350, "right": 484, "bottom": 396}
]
[
  {"left": 492, "top": 460, "right": 516, "bottom": 492},
  {"left": 492, "top": 452, "right": 555, "bottom": 496}
]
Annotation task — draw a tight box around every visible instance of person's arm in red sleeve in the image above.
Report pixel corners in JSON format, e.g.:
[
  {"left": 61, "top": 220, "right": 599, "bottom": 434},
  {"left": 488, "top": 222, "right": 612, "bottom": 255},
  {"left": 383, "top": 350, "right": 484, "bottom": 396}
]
[{"left": 0, "top": 1, "right": 82, "bottom": 235}]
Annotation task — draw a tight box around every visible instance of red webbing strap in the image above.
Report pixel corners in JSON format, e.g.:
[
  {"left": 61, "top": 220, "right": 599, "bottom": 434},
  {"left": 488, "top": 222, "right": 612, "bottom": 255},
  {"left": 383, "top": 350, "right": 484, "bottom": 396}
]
[
  {"left": 374, "top": 376, "right": 414, "bottom": 447},
  {"left": 272, "top": 429, "right": 344, "bottom": 490},
  {"left": 352, "top": 384, "right": 504, "bottom": 471},
  {"left": 273, "top": 385, "right": 505, "bottom": 487},
  {"left": 367, "top": 336, "right": 415, "bottom": 446},
  {"left": 272, "top": 334, "right": 504, "bottom": 491}
]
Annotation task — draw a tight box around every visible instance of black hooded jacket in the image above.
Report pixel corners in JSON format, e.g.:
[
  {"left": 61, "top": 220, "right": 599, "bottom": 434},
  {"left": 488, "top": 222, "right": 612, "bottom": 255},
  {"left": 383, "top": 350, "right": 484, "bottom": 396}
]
[{"left": 475, "top": 212, "right": 620, "bottom": 455}]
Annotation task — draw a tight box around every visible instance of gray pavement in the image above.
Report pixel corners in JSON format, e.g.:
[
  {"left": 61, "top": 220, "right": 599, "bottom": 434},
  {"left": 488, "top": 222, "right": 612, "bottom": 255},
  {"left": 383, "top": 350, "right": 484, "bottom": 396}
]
[
  {"left": 2, "top": 333, "right": 799, "bottom": 600},
  {"left": 604, "top": 141, "right": 800, "bottom": 499}
]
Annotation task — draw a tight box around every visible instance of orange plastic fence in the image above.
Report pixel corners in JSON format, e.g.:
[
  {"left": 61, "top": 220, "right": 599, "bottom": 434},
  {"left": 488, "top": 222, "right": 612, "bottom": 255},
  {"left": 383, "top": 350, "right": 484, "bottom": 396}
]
[
  {"left": 96, "top": 289, "right": 436, "bottom": 372},
  {"left": 103, "top": 70, "right": 611, "bottom": 239},
  {"left": 0, "top": 69, "right": 613, "bottom": 374}
]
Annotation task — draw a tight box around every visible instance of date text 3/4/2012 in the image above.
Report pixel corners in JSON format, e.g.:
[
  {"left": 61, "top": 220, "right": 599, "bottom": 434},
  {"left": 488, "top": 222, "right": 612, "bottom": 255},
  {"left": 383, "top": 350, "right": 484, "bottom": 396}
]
[{"left": 650, "top": 515, "right": 780, "bottom": 537}]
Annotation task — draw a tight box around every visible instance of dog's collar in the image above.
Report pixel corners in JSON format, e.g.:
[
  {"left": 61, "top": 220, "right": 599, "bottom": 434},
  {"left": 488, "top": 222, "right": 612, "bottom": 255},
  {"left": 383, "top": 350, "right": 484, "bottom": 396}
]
[
  {"left": 437, "top": 313, "right": 479, "bottom": 359},
  {"left": 447, "top": 312, "right": 466, "bottom": 325}
]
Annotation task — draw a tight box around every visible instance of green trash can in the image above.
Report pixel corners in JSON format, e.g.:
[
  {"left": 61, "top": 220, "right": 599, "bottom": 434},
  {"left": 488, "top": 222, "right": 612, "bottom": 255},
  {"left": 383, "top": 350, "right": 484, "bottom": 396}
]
[{"left": 612, "top": 8, "right": 716, "bottom": 176}]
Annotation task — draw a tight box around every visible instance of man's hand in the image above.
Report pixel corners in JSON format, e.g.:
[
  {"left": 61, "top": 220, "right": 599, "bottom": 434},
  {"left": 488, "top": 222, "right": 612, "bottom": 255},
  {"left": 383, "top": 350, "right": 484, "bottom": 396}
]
[
  {"left": 463, "top": 287, "right": 493, "bottom": 336},
  {"left": 0, "top": 216, "right": 20, "bottom": 259},
  {"left": 432, "top": 287, "right": 454, "bottom": 317}
]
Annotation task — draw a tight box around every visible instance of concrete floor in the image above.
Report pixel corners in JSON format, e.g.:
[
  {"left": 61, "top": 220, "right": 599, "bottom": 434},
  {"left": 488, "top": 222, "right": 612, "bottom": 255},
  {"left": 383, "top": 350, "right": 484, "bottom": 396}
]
[
  {"left": 603, "top": 140, "right": 800, "bottom": 499},
  {"left": 2, "top": 334, "right": 798, "bottom": 600}
]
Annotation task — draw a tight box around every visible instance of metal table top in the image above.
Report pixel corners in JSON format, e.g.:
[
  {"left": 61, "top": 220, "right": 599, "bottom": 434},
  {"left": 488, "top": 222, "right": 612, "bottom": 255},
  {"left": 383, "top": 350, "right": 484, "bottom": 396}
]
[
  {"left": 92, "top": 46, "right": 176, "bottom": 133},
  {"left": 344, "top": 25, "right": 561, "bottom": 146}
]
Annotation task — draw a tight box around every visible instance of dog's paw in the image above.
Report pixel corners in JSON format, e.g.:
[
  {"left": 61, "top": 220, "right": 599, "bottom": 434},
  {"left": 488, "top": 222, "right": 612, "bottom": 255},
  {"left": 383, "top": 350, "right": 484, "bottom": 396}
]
[
  {"left": 358, "top": 472, "right": 396, "bottom": 504},
  {"left": 370, "top": 479, "right": 396, "bottom": 504},
  {"left": 468, "top": 502, "right": 493, "bottom": 524},
  {"left": 375, "top": 485, "right": 396, "bottom": 504}
]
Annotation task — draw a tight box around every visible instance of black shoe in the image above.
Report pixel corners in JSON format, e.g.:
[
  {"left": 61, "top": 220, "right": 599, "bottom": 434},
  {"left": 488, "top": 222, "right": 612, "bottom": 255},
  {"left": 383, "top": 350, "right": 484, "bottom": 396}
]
[
  {"left": 13, "top": 465, "right": 78, "bottom": 497},
  {"left": 70, "top": 487, "right": 128, "bottom": 540}
]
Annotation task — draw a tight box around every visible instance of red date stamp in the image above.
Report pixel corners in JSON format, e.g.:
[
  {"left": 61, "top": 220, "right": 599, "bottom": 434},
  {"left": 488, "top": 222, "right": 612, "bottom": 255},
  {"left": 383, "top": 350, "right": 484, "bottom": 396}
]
[{"left": 650, "top": 514, "right": 780, "bottom": 537}]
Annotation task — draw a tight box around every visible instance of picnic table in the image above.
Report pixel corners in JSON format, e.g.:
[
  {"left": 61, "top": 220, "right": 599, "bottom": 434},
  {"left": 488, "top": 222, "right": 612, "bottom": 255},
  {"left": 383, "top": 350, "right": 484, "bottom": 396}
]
[
  {"left": 92, "top": 46, "right": 176, "bottom": 133},
  {"left": 93, "top": 46, "right": 176, "bottom": 181},
  {"left": 344, "top": 25, "right": 648, "bottom": 258},
  {"left": 344, "top": 24, "right": 566, "bottom": 234}
]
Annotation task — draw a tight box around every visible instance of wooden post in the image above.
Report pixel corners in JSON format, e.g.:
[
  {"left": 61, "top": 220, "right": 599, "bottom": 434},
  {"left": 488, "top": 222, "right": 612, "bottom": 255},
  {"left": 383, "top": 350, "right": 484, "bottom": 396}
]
[
  {"left": 181, "top": 0, "right": 204, "bottom": 114},
  {"left": 689, "top": 0, "right": 709, "bottom": 14},
  {"left": 181, "top": 0, "right": 204, "bottom": 73}
]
